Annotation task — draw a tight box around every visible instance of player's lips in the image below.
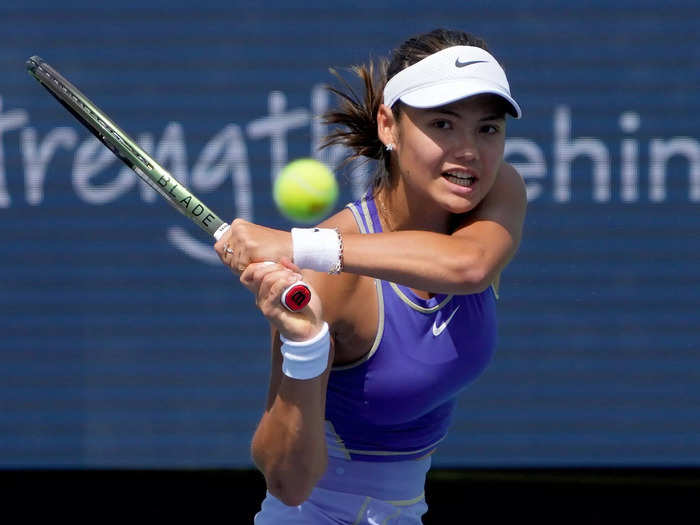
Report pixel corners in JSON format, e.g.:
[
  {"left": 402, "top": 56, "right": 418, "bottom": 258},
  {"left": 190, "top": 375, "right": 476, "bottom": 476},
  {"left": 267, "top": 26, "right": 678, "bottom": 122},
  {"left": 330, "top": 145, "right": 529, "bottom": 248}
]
[{"left": 442, "top": 169, "right": 478, "bottom": 188}]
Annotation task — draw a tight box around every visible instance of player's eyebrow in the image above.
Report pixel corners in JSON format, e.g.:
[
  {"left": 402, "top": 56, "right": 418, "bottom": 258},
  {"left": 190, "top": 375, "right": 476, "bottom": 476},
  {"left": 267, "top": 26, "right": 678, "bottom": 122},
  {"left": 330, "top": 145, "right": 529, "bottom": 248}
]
[
  {"left": 479, "top": 113, "right": 506, "bottom": 122},
  {"left": 425, "top": 108, "right": 506, "bottom": 121},
  {"left": 426, "top": 108, "right": 460, "bottom": 118}
]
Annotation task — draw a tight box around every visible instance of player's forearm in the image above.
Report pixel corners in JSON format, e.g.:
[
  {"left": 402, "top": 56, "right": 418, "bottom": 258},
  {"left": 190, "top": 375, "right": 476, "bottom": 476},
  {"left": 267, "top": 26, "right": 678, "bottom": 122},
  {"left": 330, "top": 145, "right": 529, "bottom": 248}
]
[
  {"left": 341, "top": 231, "right": 495, "bottom": 294},
  {"left": 251, "top": 376, "right": 328, "bottom": 506}
]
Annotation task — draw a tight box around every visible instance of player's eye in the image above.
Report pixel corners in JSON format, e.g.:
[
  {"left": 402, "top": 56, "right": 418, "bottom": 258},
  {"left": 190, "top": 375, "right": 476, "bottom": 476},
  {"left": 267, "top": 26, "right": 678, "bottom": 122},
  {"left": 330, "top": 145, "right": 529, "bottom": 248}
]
[
  {"left": 432, "top": 119, "right": 453, "bottom": 130},
  {"left": 481, "top": 124, "right": 500, "bottom": 135}
]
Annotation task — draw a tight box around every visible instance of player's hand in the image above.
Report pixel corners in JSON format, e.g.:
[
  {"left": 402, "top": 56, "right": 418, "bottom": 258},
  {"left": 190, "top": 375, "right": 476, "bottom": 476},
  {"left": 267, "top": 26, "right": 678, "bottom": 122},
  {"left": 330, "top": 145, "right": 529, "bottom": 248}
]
[
  {"left": 240, "top": 259, "right": 324, "bottom": 342},
  {"left": 214, "top": 219, "right": 292, "bottom": 275}
]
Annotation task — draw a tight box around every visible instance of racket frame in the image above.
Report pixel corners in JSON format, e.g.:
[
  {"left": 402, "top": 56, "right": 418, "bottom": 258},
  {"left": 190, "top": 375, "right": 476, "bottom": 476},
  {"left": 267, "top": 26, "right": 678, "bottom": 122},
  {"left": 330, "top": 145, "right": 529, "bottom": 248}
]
[{"left": 26, "top": 55, "right": 311, "bottom": 312}]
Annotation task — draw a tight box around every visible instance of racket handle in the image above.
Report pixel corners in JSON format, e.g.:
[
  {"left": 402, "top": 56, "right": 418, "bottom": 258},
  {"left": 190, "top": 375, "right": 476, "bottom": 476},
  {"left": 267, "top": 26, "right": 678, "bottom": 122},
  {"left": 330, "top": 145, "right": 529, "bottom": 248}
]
[
  {"left": 213, "top": 223, "right": 230, "bottom": 241},
  {"left": 214, "top": 224, "right": 311, "bottom": 311},
  {"left": 281, "top": 281, "right": 312, "bottom": 311}
]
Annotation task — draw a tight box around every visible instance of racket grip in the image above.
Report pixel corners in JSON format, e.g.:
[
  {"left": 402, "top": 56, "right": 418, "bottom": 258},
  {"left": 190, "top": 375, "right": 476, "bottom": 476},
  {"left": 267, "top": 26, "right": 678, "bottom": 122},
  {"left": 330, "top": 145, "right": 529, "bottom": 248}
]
[
  {"left": 213, "top": 223, "right": 230, "bottom": 241},
  {"left": 214, "top": 227, "right": 311, "bottom": 312},
  {"left": 281, "top": 281, "right": 312, "bottom": 311}
]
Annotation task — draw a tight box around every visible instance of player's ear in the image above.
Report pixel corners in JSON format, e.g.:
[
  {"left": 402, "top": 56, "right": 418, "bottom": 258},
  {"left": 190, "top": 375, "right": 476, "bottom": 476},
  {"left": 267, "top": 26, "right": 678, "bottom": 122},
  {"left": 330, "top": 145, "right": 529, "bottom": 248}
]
[{"left": 377, "top": 104, "right": 398, "bottom": 149}]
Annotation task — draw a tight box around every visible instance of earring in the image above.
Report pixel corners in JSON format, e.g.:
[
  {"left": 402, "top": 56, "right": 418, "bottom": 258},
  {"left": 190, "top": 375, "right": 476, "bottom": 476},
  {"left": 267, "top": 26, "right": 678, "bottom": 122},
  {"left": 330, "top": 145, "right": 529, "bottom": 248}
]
[{"left": 385, "top": 143, "right": 394, "bottom": 152}]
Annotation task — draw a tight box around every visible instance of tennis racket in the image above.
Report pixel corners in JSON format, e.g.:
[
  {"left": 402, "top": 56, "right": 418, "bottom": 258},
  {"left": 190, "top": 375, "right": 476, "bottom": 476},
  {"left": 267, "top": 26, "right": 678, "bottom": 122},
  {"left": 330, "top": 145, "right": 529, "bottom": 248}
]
[{"left": 26, "top": 55, "right": 311, "bottom": 312}]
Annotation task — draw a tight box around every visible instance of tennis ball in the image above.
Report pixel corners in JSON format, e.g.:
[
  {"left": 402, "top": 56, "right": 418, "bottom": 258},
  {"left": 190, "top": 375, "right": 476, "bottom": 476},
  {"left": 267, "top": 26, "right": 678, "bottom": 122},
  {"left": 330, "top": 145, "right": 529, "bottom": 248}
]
[{"left": 273, "top": 158, "right": 338, "bottom": 223}]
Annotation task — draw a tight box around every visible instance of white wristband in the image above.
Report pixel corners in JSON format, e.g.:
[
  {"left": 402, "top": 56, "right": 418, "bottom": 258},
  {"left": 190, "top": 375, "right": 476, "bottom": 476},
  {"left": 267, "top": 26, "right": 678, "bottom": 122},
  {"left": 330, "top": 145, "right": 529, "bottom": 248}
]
[
  {"left": 291, "top": 228, "right": 343, "bottom": 274},
  {"left": 280, "top": 322, "right": 330, "bottom": 380}
]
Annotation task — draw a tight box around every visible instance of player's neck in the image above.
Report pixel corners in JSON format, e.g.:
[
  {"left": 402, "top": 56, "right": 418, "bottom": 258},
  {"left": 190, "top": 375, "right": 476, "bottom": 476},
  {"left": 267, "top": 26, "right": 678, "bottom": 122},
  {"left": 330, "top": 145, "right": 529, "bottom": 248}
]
[{"left": 376, "top": 182, "right": 451, "bottom": 234}]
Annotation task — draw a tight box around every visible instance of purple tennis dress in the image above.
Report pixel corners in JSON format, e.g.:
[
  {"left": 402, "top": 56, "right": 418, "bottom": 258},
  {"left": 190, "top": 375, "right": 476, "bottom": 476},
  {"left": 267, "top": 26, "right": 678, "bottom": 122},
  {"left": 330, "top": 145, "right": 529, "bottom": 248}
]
[
  {"left": 325, "top": 193, "right": 497, "bottom": 461},
  {"left": 255, "top": 193, "right": 498, "bottom": 524}
]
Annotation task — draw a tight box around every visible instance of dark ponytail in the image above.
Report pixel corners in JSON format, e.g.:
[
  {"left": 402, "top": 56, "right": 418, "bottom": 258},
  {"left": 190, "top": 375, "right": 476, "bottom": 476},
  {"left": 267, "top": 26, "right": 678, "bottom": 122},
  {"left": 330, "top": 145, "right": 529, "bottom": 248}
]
[{"left": 321, "top": 60, "right": 390, "bottom": 182}]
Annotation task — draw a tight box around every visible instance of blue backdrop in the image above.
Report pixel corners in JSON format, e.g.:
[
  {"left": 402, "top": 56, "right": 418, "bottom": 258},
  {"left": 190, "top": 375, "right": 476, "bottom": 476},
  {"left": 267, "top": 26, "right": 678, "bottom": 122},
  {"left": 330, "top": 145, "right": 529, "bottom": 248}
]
[{"left": 1, "top": 0, "right": 698, "bottom": 468}]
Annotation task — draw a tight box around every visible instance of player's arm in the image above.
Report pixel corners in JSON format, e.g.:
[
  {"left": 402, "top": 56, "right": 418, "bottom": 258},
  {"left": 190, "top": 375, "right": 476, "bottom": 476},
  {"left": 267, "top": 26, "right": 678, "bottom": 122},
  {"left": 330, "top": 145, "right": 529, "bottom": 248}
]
[
  {"left": 251, "top": 323, "right": 334, "bottom": 507},
  {"left": 220, "top": 163, "right": 525, "bottom": 295},
  {"left": 243, "top": 261, "right": 337, "bottom": 507},
  {"left": 247, "top": 249, "right": 364, "bottom": 506},
  {"left": 341, "top": 162, "right": 527, "bottom": 294}
]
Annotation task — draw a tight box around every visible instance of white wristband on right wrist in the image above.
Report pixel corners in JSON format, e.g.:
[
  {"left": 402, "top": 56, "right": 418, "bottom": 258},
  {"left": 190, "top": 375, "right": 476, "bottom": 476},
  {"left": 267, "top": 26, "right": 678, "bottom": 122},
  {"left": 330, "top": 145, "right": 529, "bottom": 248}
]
[
  {"left": 291, "top": 227, "right": 343, "bottom": 274},
  {"left": 280, "top": 322, "right": 330, "bottom": 380}
]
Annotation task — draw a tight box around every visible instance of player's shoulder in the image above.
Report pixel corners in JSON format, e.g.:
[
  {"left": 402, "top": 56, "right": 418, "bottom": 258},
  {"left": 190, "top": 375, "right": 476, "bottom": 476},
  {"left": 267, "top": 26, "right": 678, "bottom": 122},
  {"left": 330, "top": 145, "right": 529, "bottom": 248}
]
[
  {"left": 472, "top": 162, "right": 526, "bottom": 215},
  {"left": 456, "top": 162, "right": 526, "bottom": 230},
  {"left": 316, "top": 205, "right": 360, "bottom": 235},
  {"left": 497, "top": 162, "right": 527, "bottom": 197}
]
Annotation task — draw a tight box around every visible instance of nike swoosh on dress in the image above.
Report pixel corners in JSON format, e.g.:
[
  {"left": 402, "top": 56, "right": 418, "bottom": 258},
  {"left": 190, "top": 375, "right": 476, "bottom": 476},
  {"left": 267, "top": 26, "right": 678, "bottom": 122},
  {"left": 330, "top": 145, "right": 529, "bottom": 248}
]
[{"left": 432, "top": 306, "right": 461, "bottom": 336}]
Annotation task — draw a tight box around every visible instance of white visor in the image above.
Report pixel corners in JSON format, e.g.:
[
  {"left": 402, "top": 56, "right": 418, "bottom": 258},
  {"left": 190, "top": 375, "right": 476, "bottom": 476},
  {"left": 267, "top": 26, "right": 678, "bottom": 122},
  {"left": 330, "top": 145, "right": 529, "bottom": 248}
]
[{"left": 383, "top": 45, "right": 521, "bottom": 118}]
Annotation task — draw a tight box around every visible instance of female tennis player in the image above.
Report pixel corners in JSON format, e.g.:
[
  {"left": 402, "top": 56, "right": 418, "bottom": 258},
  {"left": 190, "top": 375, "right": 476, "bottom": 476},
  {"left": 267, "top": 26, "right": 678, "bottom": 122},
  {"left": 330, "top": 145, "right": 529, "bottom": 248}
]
[{"left": 215, "top": 28, "right": 526, "bottom": 524}]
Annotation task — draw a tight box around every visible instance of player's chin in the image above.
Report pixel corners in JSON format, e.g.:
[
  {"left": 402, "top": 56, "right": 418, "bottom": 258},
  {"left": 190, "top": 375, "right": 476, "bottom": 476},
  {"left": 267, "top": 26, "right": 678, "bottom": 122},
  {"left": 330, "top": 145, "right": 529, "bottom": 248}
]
[{"left": 441, "top": 193, "right": 481, "bottom": 215}]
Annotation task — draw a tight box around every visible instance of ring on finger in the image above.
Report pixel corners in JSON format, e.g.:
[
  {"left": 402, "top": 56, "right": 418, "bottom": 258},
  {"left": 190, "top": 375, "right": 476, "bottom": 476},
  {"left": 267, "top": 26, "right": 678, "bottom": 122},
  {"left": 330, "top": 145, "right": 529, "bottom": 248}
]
[{"left": 224, "top": 243, "right": 234, "bottom": 255}]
